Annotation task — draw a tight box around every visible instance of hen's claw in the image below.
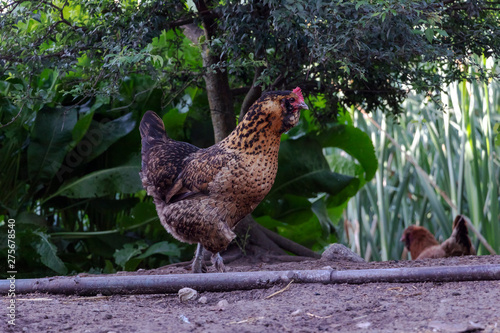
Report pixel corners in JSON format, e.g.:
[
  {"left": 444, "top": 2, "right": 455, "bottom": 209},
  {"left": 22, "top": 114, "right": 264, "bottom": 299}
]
[{"left": 212, "top": 253, "right": 226, "bottom": 273}]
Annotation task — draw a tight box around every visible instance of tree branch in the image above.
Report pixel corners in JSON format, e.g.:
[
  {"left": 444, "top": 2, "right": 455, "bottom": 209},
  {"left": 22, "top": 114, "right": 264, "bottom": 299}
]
[
  {"left": 239, "top": 66, "right": 265, "bottom": 119},
  {"left": 256, "top": 223, "right": 322, "bottom": 259}
]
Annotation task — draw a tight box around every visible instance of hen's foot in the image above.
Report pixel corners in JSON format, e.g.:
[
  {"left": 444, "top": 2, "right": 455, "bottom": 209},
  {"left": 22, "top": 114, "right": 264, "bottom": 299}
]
[
  {"left": 211, "top": 253, "right": 226, "bottom": 273},
  {"left": 192, "top": 243, "right": 206, "bottom": 273}
]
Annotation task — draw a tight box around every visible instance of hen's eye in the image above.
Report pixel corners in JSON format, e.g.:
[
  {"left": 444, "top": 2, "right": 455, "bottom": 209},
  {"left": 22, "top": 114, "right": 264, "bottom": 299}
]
[{"left": 289, "top": 98, "right": 295, "bottom": 103}]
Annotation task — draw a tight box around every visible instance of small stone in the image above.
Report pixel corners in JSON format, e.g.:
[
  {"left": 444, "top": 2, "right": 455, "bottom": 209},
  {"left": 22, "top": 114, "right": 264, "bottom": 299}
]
[
  {"left": 198, "top": 296, "right": 208, "bottom": 304},
  {"left": 356, "top": 322, "right": 372, "bottom": 329},
  {"left": 321, "top": 244, "right": 365, "bottom": 263},
  {"left": 178, "top": 287, "right": 198, "bottom": 302},
  {"left": 104, "top": 314, "right": 113, "bottom": 320},
  {"left": 178, "top": 314, "right": 191, "bottom": 324},
  {"left": 291, "top": 309, "right": 303, "bottom": 316},
  {"left": 216, "top": 299, "right": 229, "bottom": 311},
  {"left": 428, "top": 320, "right": 484, "bottom": 332},
  {"left": 321, "top": 266, "right": 334, "bottom": 270}
]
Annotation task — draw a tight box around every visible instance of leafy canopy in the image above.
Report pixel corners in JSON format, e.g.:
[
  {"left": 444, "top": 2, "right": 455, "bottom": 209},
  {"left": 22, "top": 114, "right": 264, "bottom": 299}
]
[{"left": 1, "top": 0, "right": 500, "bottom": 118}]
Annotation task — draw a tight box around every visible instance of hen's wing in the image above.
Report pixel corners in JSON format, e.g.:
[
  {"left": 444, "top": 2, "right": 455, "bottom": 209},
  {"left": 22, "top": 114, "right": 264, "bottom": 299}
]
[
  {"left": 139, "top": 111, "right": 200, "bottom": 202},
  {"left": 164, "top": 146, "right": 237, "bottom": 206},
  {"left": 140, "top": 111, "right": 236, "bottom": 205}
]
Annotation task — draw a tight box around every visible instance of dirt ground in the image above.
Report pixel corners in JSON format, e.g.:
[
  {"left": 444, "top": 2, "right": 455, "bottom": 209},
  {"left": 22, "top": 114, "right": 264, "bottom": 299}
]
[{"left": 2, "top": 254, "right": 500, "bottom": 333}]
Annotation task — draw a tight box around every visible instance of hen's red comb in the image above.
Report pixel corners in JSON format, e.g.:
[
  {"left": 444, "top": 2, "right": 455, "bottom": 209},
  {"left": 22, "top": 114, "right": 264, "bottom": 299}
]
[{"left": 292, "top": 87, "right": 304, "bottom": 102}]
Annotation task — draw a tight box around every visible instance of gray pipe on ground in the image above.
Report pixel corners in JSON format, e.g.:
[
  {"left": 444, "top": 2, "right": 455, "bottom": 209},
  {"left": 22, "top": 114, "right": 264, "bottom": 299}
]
[{"left": 1, "top": 264, "right": 499, "bottom": 296}]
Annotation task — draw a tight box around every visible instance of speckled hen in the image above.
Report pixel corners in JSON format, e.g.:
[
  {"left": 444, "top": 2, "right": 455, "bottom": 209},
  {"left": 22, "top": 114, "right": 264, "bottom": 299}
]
[{"left": 139, "top": 88, "right": 308, "bottom": 273}]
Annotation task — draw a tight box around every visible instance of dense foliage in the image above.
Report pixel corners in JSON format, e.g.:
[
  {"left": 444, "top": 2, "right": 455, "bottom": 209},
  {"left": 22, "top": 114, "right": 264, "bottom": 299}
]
[
  {"left": 2, "top": 1, "right": 500, "bottom": 115},
  {"left": 344, "top": 64, "right": 500, "bottom": 260},
  {"left": 0, "top": 0, "right": 499, "bottom": 277}
]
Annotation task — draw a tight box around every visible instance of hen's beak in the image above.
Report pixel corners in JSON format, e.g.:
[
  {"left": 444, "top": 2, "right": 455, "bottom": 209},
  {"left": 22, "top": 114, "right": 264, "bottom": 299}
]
[{"left": 298, "top": 101, "right": 309, "bottom": 110}]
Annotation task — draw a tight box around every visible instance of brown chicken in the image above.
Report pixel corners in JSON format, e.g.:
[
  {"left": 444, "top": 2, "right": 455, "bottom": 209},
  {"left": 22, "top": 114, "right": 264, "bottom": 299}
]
[
  {"left": 401, "top": 215, "right": 476, "bottom": 260},
  {"left": 140, "top": 88, "right": 308, "bottom": 273}
]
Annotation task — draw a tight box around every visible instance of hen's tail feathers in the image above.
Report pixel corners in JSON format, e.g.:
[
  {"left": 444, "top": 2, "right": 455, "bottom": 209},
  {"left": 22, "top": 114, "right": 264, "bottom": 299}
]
[
  {"left": 452, "top": 215, "right": 474, "bottom": 252},
  {"left": 140, "top": 111, "right": 169, "bottom": 151}
]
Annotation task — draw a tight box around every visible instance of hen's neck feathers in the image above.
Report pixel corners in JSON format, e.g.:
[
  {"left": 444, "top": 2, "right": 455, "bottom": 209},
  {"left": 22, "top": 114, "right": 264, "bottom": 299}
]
[{"left": 219, "top": 100, "right": 282, "bottom": 154}]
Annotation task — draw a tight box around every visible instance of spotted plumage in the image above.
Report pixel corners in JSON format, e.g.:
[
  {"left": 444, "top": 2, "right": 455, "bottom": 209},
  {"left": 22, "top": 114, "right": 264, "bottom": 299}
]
[{"left": 140, "top": 88, "right": 308, "bottom": 272}]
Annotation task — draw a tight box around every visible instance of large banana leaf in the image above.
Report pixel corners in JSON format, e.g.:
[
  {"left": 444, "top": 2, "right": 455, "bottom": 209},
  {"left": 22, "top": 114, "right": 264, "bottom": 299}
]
[
  {"left": 318, "top": 124, "right": 378, "bottom": 183},
  {"left": 77, "top": 112, "right": 136, "bottom": 164},
  {"left": 268, "top": 136, "right": 360, "bottom": 205},
  {"left": 47, "top": 165, "right": 142, "bottom": 199},
  {"left": 28, "top": 106, "right": 77, "bottom": 183}
]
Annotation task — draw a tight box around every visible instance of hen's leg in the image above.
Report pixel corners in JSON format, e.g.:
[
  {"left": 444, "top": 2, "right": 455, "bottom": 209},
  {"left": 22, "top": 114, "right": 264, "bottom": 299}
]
[
  {"left": 211, "top": 252, "right": 226, "bottom": 273},
  {"left": 192, "top": 243, "right": 205, "bottom": 273}
]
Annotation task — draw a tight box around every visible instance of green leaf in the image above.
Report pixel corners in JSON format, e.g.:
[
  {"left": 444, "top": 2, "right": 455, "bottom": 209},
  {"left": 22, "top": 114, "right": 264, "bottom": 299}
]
[
  {"left": 255, "top": 194, "right": 313, "bottom": 223},
  {"left": 318, "top": 124, "right": 378, "bottom": 182},
  {"left": 119, "top": 201, "right": 158, "bottom": 229},
  {"left": 28, "top": 106, "right": 77, "bottom": 183},
  {"left": 325, "top": 152, "right": 365, "bottom": 182},
  {"left": 103, "top": 260, "right": 115, "bottom": 274},
  {"left": 114, "top": 241, "right": 148, "bottom": 270},
  {"left": 162, "top": 108, "right": 188, "bottom": 140},
  {"left": 257, "top": 209, "right": 317, "bottom": 239},
  {"left": 435, "top": 29, "right": 448, "bottom": 37},
  {"left": 276, "top": 214, "right": 330, "bottom": 249},
  {"left": 269, "top": 136, "right": 359, "bottom": 205},
  {"left": 494, "top": 123, "right": 500, "bottom": 146},
  {"left": 72, "top": 111, "right": 94, "bottom": 142},
  {"left": 255, "top": 215, "right": 287, "bottom": 230},
  {"left": 136, "top": 241, "right": 180, "bottom": 259},
  {"left": 32, "top": 231, "right": 68, "bottom": 275},
  {"left": 424, "top": 28, "right": 434, "bottom": 43},
  {"left": 311, "top": 198, "right": 335, "bottom": 238},
  {"left": 49, "top": 165, "right": 142, "bottom": 199},
  {"left": 151, "top": 54, "right": 164, "bottom": 67},
  {"left": 77, "top": 112, "right": 136, "bottom": 163}
]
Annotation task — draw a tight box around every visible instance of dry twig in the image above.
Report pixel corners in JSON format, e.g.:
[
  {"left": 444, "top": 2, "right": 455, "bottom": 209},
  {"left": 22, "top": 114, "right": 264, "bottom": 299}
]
[{"left": 265, "top": 279, "right": 294, "bottom": 299}]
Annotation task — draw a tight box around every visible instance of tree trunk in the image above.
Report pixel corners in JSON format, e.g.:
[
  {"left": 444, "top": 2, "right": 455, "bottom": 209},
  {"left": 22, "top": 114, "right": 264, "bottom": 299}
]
[
  {"left": 202, "top": 52, "right": 235, "bottom": 142},
  {"left": 196, "top": 0, "right": 235, "bottom": 142}
]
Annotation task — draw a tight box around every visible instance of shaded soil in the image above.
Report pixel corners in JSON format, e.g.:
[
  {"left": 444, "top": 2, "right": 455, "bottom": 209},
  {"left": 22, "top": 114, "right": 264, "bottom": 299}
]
[{"left": 2, "top": 255, "right": 500, "bottom": 333}]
